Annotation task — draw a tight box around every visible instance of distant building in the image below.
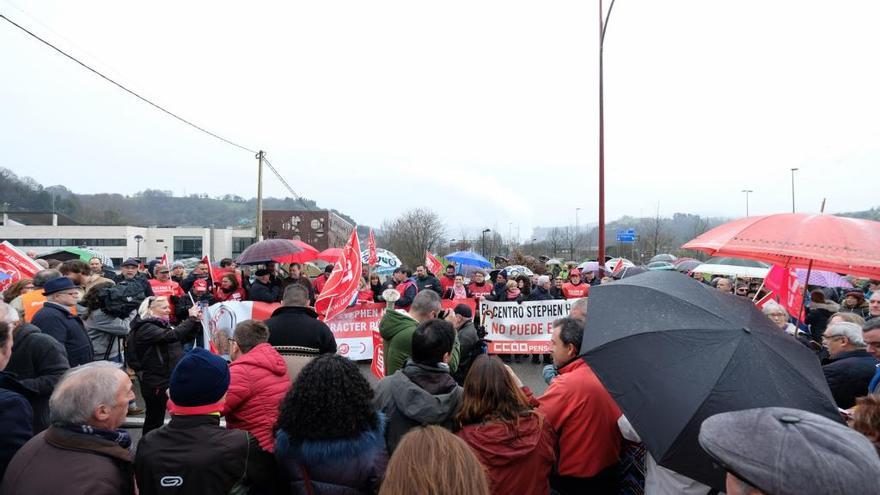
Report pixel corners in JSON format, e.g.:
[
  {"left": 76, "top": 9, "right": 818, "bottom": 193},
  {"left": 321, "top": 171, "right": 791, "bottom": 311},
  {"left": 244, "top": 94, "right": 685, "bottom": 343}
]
[
  {"left": 262, "top": 210, "right": 354, "bottom": 250},
  {"left": 0, "top": 211, "right": 255, "bottom": 267}
]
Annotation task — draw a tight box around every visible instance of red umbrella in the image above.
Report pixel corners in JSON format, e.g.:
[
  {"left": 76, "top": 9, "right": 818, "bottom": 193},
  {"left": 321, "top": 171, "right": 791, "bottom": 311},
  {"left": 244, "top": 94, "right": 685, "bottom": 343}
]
[
  {"left": 682, "top": 213, "right": 880, "bottom": 278},
  {"left": 273, "top": 240, "right": 320, "bottom": 264},
  {"left": 317, "top": 248, "right": 344, "bottom": 263},
  {"left": 235, "top": 239, "right": 305, "bottom": 265}
]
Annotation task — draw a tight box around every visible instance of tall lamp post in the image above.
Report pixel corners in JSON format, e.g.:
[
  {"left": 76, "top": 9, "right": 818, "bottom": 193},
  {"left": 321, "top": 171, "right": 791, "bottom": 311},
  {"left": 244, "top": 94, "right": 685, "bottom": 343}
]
[
  {"left": 790, "top": 168, "right": 798, "bottom": 213},
  {"left": 481, "top": 228, "right": 491, "bottom": 257},
  {"left": 134, "top": 234, "right": 144, "bottom": 260},
  {"left": 742, "top": 189, "right": 753, "bottom": 217},
  {"left": 575, "top": 207, "right": 582, "bottom": 260},
  {"left": 597, "top": 0, "right": 616, "bottom": 265}
]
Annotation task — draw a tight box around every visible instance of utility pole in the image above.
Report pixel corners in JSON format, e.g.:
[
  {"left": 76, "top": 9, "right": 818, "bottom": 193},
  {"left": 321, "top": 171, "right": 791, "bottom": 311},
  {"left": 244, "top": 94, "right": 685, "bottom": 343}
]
[
  {"left": 790, "top": 168, "right": 798, "bottom": 213},
  {"left": 256, "top": 151, "right": 264, "bottom": 241}
]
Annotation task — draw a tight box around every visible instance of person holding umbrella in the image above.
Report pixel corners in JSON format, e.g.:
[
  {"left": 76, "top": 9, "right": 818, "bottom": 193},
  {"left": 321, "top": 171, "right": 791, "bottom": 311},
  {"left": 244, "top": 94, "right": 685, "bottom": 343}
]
[{"left": 537, "top": 317, "right": 621, "bottom": 494}]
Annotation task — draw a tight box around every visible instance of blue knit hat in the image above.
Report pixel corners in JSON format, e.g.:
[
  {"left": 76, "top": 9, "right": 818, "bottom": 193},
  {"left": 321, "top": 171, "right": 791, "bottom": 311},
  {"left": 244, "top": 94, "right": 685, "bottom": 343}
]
[{"left": 169, "top": 348, "right": 230, "bottom": 407}]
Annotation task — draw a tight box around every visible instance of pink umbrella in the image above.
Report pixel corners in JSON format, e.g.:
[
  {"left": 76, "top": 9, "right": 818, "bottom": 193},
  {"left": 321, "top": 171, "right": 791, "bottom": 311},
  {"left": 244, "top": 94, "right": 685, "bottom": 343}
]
[
  {"left": 317, "top": 248, "right": 344, "bottom": 263},
  {"left": 795, "top": 269, "right": 853, "bottom": 288}
]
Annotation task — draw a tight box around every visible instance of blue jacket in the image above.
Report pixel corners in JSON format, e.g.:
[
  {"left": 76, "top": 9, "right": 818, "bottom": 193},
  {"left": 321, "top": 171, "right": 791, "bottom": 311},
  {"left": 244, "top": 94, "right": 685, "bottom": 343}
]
[
  {"left": 869, "top": 364, "right": 880, "bottom": 394},
  {"left": 275, "top": 413, "right": 388, "bottom": 495},
  {"left": 0, "top": 372, "right": 33, "bottom": 481},
  {"left": 32, "top": 302, "right": 94, "bottom": 367}
]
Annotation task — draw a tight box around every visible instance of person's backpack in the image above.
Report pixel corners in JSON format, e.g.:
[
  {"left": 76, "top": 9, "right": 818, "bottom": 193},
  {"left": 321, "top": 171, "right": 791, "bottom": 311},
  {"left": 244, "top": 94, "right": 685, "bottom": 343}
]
[
  {"left": 100, "top": 279, "right": 146, "bottom": 319},
  {"left": 124, "top": 326, "right": 144, "bottom": 372}
]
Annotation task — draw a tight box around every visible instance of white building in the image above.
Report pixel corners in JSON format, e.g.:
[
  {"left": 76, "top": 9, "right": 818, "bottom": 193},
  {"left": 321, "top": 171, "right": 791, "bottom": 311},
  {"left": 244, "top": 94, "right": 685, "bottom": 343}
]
[{"left": 0, "top": 212, "right": 255, "bottom": 267}]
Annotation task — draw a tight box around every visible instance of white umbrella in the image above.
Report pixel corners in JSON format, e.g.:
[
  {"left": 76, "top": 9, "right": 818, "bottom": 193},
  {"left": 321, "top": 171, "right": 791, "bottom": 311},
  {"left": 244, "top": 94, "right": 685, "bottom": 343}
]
[
  {"left": 360, "top": 248, "right": 401, "bottom": 275},
  {"left": 692, "top": 263, "right": 769, "bottom": 279},
  {"left": 503, "top": 265, "right": 534, "bottom": 277}
]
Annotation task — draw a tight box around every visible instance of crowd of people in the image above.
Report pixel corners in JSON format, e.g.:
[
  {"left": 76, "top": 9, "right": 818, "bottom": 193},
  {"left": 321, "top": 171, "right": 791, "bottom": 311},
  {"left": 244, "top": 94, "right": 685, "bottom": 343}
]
[{"left": 1, "top": 252, "right": 880, "bottom": 494}]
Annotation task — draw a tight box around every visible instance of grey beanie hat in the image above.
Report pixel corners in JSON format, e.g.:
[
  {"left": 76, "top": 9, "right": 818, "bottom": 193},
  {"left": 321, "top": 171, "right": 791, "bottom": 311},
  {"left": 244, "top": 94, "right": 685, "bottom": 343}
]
[{"left": 699, "top": 407, "right": 880, "bottom": 495}]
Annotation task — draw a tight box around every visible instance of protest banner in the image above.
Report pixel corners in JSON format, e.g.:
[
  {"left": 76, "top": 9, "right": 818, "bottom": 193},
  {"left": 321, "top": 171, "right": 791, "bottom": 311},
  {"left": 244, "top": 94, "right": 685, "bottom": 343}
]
[
  {"left": 0, "top": 241, "right": 43, "bottom": 292},
  {"left": 479, "top": 298, "right": 578, "bottom": 354},
  {"left": 324, "top": 302, "right": 383, "bottom": 360},
  {"left": 371, "top": 328, "right": 384, "bottom": 379},
  {"left": 200, "top": 300, "right": 382, "bottom": 361}
]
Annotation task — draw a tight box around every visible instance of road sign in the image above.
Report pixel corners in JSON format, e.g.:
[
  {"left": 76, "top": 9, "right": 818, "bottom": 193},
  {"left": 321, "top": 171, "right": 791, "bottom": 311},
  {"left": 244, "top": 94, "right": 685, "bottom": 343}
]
[{"left": 617, "top": 229, "right": 636, "bottom": 243}]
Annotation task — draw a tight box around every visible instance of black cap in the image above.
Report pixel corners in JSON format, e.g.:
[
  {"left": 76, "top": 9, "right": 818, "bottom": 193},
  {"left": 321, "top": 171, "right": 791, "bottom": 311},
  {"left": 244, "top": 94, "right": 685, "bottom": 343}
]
[
  {"left": 254, "top": 269, "right": 270, "bottom": 277},
  {"left": 453, "top": 303, "right": 473, "bottom": 319}
]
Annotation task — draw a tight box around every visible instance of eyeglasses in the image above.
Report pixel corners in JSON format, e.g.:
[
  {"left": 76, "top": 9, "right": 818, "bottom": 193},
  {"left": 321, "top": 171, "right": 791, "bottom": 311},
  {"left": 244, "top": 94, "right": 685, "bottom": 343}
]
[
  {"left": 158, "top": 271, "right": 170, "bottom": 274},
  {"left": 821, "top": 334, "right": 844, "bottom": 342}
]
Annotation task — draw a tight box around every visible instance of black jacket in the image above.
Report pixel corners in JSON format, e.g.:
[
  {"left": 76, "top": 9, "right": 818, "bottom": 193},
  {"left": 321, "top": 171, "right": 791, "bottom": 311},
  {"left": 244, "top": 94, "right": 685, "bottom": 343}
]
[
  {"left": 0, "top": 372, "right": 33, "bottom": 481},
  {"left": 822, "top": 349, "right": 878, "bottom": 409},
  {"left": 6, "top": 324, "right": 69, "bottom": 433},
  {"left": 112, "top": 273, "right": 154, "bottom": 297},
  {"left": 130, "top": 316, "right": 200, "bottom": 391},
  {"left": 415, "top": 275, "right": 442, "bottom": 295},
  {"left": 265, "top": 306, "right": 337, "bottom": 353},
  {"left": 527, "top": 286, "right": 554, "bottom": 301},
  {"left": 452, "top": 320, "right": 482, "bottom": 385},
  {"left": 135, "top": 415, "right": 274, "bottom": 495},
  {"left": 806, "top": 301, "right": 840, "bottom": 342},
  {"left": 248, "top": 280, "right": 280, "bottom": 303},
  {"left": 31, "top": 303, "right": 94, "bottom": 367},
  {"left": 282, "top": 275, "right": 316, "bottom": 306},
  {"left": 179, "top": 272, "right": 211, "bottom": 293}
]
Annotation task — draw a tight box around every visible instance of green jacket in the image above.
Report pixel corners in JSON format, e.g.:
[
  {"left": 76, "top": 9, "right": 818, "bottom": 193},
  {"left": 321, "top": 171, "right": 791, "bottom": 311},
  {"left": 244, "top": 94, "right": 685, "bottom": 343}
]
[{"left": 379, "top": 310, "right": 459, "bottom": 377}]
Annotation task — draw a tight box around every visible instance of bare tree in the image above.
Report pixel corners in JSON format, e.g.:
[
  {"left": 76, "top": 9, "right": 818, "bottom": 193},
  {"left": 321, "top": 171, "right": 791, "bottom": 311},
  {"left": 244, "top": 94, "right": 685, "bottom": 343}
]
[
  {"left": 380, "top": 208, "right": 446, "bottom": 269},
  {"left": 546, "top": 227, "right": 563, "bottom": 258}
]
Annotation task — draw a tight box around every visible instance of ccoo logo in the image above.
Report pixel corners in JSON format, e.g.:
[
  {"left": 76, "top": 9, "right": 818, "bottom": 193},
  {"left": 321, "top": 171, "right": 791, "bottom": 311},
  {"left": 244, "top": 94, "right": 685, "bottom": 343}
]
[{"left": 160, "top": 476, "right": 183, "bottom": 487}]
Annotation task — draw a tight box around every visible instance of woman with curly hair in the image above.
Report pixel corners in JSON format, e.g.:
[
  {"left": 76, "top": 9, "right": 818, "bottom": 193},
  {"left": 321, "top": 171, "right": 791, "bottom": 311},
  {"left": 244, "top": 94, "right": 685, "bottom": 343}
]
[
  {"left": 275, "top": 354, "right": 388, "bottom": 494},
  {"left": 379, "top": 425, "right": 490, "bottom": 495},
  {"left": 456, "top": 355, "right": 556, "bottom": 495}
]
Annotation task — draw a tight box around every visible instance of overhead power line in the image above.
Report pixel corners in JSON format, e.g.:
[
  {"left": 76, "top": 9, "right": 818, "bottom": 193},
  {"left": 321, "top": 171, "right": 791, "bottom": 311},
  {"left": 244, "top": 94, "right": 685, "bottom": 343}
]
[
  {"left": 0, "top": 13, "right": 257, "bottom": 154},
  {"left": 263, "top": 156, "right": 307, "bottom": 204}
]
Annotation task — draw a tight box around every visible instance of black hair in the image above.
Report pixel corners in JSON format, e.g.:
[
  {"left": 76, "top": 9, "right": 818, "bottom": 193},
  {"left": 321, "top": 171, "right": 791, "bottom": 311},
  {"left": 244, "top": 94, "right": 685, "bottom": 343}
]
[
  {"left": 553, "top": 317, "right": 584, "bottom": 352},
  {"left": 219, "top": 258, "right": 234, "bottom": 268},
  {"left": 393, "top": 267, "right": 407, "bottom": 275},
  {"left": 60, "top": 259, "right": 90, "bottom": 275},
  {"left": 275, "top": 354, "right": 378, "bottom": 440},
  {"left": 412, "top": 319, "right": 455, "bottom": 365}
]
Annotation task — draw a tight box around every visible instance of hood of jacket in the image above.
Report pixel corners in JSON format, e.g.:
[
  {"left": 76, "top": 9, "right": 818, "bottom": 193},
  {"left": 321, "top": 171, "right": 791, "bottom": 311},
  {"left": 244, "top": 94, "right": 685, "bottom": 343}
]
[
  {"left": 380, "top": 309, "right": 417, "bottom": 340},
  {"left": 810, "top": 301, "right": 840, "bottom": 312},
  {"left": 389, "top": 362, "right": 461, "bottom": 424},
  {"left": 129, "top": 314, "right": 170, "bottom": 331},
  {"left": 458, "top": 413, "right": 548, "bottom": 467},
  {"left": 275, "top": 412, "right": 386, "bottom": 465},
  {"left": 271, "top": 305, "right": 319, "bottom": 319},
  {"left": 231, "top": 342, "right": 287, "bottom": 377}
]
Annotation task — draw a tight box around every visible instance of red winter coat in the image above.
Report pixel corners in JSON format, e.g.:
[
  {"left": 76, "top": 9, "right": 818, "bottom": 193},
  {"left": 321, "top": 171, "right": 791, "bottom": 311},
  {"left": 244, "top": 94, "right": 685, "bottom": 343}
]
[
  {"left": 221, "top": 343, "right": 291, "bottom": 452},
  {"left": 561, "top": 281, "right": 589, "bottom": 299},
  {"left": 538, "top": 359, "right": 620, "bottom": 478},
  {"left": 458, "top": 413, "right": 557, "bottom": 495}
]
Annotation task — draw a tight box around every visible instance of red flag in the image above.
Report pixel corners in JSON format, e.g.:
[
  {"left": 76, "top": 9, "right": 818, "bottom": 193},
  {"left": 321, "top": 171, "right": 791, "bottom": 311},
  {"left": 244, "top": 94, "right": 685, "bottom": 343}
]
[
  {"left": 754, "top": 291, "right": 775, "bottom": 309},
  {"left": 315, "top": 230, "right": 363, "bottom": 322},
  {"left": 425, "top": 251, "right": 444, "bottom": 276},
  {"left": 159, "top": 253, "right": 169, "bottom": 268},
  {"left": 367, "top": 229, "right": 377, "bottom": 266},
  {"left": 200, "top": 255, "right": 218, "bottom": 285},
  {"left": 611, "top": 258, "right": 626, "bottom": 276},
  {"left": 764, "top": 265, "right": 806, "bottom": 321},
  {"left": 370, "top": 327, "right": 385, "bottom": 379},
  {"left": 0, "top": 241, "right": 43, "bottom": 292}
]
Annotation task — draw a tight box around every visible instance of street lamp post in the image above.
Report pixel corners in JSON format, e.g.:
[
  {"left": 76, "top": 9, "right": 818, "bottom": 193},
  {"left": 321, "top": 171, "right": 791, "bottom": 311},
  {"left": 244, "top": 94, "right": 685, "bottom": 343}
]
[
  {"left": 790, "top": 168, "right": 798, "bottom": 213},
  {"left": 481, "top": 229, "right": 491, "bottom": 257},
  {"left": 597, "top": 0, "right": 616, "bottom": 265},
  {"left": 742, "top": 189, "right": 753, "bottom": 217},
  {"left": 134, "top": 234, "right": 144, "bottom": 260},
  {"left": 575, "top": 207, "right": 581, "bottom": 260}
]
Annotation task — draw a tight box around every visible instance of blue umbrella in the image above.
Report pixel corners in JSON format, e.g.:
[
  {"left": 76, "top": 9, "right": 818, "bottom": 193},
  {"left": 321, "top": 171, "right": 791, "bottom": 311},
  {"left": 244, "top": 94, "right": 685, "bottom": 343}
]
[{"left": 444, "top": 251, "right": 492, "bottom": 268}]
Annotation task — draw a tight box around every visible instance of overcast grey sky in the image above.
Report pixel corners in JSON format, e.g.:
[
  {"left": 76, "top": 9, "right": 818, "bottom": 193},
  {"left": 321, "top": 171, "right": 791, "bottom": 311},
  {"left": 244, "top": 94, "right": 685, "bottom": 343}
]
[{"left": 2, "top": 0, "right": 878, "bottom": 240}]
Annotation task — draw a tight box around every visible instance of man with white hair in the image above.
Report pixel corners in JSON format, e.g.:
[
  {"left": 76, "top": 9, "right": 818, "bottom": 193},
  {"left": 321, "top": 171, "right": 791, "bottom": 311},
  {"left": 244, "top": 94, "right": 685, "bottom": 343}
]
[
  {"left": 821, "top": 321, "right": 878, "bottom": 409},
  {"left": 0, "top": 301, "right": 69, "bottom": 433},
  {"left": 527, "top": 275, "right": 554, "bottom": 301},
  {"left": 1, "top": 362, "right": 136, "bottom": 494}
]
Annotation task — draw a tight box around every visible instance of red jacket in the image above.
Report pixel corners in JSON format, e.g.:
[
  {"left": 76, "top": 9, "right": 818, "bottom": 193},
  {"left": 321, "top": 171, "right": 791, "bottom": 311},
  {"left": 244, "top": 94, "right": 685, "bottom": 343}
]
[
  {"left": 313, "top": 274, "right": 329, "bottom": 294},
  {"left": 458, "top": 413, "right": 557, "bottom": 495},
  {"left": 561, "top": 282, "right": 589, "bottom": 299},
  {"left": 439, "top": 275, "right": 456, "bottom": 294},
  {"left": 221, "top": 343, "right": 291, "bottom": 452},
  {"left": 213, "top": 286, "right": 246, "bottom": 303},
  {"left": 538, "top": 359, "right": 620, "bottom": 478}
]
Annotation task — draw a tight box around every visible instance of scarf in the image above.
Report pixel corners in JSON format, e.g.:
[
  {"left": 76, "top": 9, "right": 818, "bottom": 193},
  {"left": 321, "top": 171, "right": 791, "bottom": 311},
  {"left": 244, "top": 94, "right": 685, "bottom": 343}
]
[
  {"left": 452, "top": 285, "right": 468, "bottom": 299},
  {"left": 55, "top": 421, "right": 133, "bottom": 452},
  {"left": 506, "top": 287, "right": 521, "bottom": 300}
]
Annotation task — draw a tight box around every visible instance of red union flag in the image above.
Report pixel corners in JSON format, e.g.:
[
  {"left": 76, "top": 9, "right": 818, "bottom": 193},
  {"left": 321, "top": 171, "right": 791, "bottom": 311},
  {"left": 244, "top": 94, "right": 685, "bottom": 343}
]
[
  {"left": 425, "top": 251, "right": 443, "bottom": 276},
  {"left": 367, "top": 229, "right": 377, "bottom": 266},
  {"left": 0, "top": 241, "right": 43, "bottom": 292},
  {"left": 316, "top": 230, "right": 362, "bottom": 322},
  {"left": 159, "top": 253, "right": 169, "bottom": 268},
  {"left": 764, "top": 265, "right": 806, "bottom": 322}
]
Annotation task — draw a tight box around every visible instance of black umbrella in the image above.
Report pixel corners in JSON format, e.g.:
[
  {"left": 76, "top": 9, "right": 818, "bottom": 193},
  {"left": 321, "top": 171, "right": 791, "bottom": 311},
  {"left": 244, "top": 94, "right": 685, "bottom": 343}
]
[
  {"left": 580, "top": 271, "right": 841, "bottom": 491},
  {"left": 613, "top": 265, "right": 648, "bottom": 279}
]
